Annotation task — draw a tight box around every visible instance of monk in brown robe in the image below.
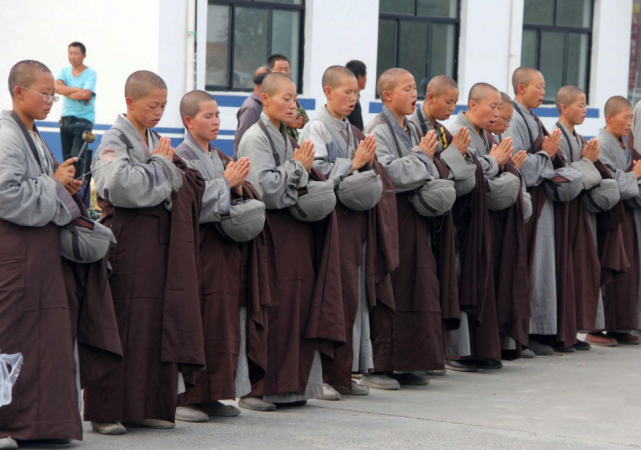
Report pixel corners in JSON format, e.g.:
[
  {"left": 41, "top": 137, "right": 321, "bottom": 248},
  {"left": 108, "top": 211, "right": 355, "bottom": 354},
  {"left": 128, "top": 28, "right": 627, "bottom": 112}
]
[
  {"left": 0, "top": 60, "right": 122, "bottom": 449},
  {"left": 84, "top": 71, "right": 206, "bottom": 434},
  {"left": 237, "top": 73, "right": 345, "bottom": 410}
]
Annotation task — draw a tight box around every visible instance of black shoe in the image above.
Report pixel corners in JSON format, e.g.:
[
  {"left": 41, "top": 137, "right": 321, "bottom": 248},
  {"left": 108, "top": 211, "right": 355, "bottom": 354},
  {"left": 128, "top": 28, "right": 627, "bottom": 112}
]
[
  {"left": 273, "top": 400, "right": 307, "bottom": 407},
  {"left": 553, "top": 342, "right": 576, "bottom": 353},
  {"left": 573, "top": 339, "right": 591, "bottom": 351},
  {"left": 528, "top": 340, "right": 554, "bottom": 356},
  {"left": 389, "top": 372, "right": 430, "bottom": 386},
  {"left": 476, "top": 359, "right": 503, "bottom": 370}
]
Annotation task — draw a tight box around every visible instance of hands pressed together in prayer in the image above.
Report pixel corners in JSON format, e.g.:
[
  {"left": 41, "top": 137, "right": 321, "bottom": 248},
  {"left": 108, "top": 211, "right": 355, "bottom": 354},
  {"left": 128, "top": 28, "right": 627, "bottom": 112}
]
[
  {"left": 542, "top": 129, "right": 562, "bottom": 158},
  {"left": 582, "top": 138, "right": 599, "bottom": 163},
  {"left": 490, "top": 137, "right": 513, "bottom": 169},
  {"left": 351, "top": 134, "right": 377, "bottom": 173},
  {"left": 294, "top": 139, "right": 315, "bottom": 173},
  {"left": 511, "top": 150, "right": 527, "bottom": 170},
  {"left": 224, "top": 157, "right": 250, "bottom": 196},
  {"left": 451, "top": 127, "right": 471, "bottom": 156},
  {"left": 54, "top": 157, "right": 84, "bottom": 195},
  {"left": 419, "top": 130, "right": 439, "bottom": 159},
  {"left": 153, "top": 137, "right": 175, "bottom": 162}
]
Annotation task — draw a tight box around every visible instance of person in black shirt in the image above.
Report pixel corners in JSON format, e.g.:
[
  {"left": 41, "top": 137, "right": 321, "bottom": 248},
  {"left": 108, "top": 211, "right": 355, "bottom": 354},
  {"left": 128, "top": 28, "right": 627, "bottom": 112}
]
[{"left": 346, "top": 60, "right": 367, "bottom": 131}]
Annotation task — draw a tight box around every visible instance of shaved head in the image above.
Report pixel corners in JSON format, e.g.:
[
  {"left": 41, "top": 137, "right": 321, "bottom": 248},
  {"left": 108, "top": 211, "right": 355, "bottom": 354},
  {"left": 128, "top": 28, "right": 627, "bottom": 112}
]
[
  {"left": 555, "top": 86, "right": 584, "bottom": 113},
  {"left": 125, "top": 70, "right": 167, "bottom": 100},
  {"left": 426, "top": 75, "right": 458, "bottom": 97},
  {"left": 322, "top": 65, "right": 356, "bottom": 89},
  {"left": 604, "top": 95, "right": 632, "bottom": 117},
  {"left": 377, "top": 68, "right": 412, "bottom": 98},
  {"left": 180, "top": 90, "right": 215, "bottom": 126},
  {"left": 8, "top": 60, "right": 51, "bottom": 98},
  {"left": 468, "top": 82, "right": 499, "bottom": 105},
  {"left": 260, "top": 72, "right": 295, "bottom": 96},
  {"left": 512, "top": 66, "right": 542, "bottom": 92},
  {"left": 253, "top": 66, "right": 271, "bottom": 86},
  {"left": 500, "top": 92, "right": 512, "bottom": 105}
]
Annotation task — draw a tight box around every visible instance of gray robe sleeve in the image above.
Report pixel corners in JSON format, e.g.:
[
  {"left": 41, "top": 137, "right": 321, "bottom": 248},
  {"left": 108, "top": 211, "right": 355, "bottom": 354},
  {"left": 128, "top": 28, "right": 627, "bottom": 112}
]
[
  {"left": 199, "top": 178, "right": 231, "bottom": 223},
  {"left": 179, "top": 157, "right": 231, "bottom": 224},
  {"left": 370, "top": 126, "right": 432, "bottom": 193},
  {"left": 239, "top": 130, "right": 308, "bottom": 209},
  {"left": 0, "top": 132, "right": 79, "bottom": 227},
  {"left": 571, "top": 158, "right": 602, "bottom": 191},
  {"left": 516, "top": 152, "right": 555, "bottom": 188},
  {"left": 303, "top": 121, "right": 352, "bottom": 184},
  {"left": 92, "top": 132, "right": 182, "bottom": 209},
  {"left": 599, "top": 149, "right": 641, "bottom": 201}
]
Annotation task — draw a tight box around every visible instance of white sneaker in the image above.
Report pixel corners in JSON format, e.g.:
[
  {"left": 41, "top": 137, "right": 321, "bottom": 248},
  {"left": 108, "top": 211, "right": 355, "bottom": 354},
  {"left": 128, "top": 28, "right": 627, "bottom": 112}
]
[
  {"left": 91, "top": 421, "right": 127, "bottom": 435},
  {"left": 176, "top": 406, "right": 209, "bottom": 423},
  {"left": 0, "top": 437, "right": 17, "bottom": 449},
  {"left": 318, "top": 383, "right": 341, "bottom": 401}
]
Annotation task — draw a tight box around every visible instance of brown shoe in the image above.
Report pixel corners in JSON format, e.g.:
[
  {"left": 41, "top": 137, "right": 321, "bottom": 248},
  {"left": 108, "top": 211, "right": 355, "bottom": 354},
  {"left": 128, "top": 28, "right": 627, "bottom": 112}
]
[
  {"left": 607, "top": 332, "right": 641, "bottom": 345},
  {"left": 585, "top": 332, "right": 618, "bottom": 347}
]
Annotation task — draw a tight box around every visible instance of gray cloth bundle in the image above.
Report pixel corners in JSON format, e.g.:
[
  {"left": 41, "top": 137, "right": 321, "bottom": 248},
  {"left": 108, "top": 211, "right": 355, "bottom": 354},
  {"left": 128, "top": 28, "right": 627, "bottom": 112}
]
[
  {"left": 409, "top": 179, "right": 456, "bottom": 217},
  {"left": 60, "top": 216, "right": 116, "bottom": 263},
  {"left": 215, "top": 198, "right": 266, "bottom": 242},
  {"left": 289, "top": 179, "right": 337, "bottom": 222}
]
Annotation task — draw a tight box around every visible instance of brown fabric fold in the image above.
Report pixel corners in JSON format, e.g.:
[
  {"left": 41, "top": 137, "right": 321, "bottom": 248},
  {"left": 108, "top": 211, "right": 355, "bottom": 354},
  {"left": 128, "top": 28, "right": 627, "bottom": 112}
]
[
  {"left": 182, "top": 150, "right": 274, "bottom": 403},
  {"left": 251, "top": 140, "right": 345, "bottom": 397},
  {"left": 84, "top": 157, "right": 206, "bottom": 423},
  {"left": 600, "top": 146, "right": 641, "bottom": 331},
  {"left": 322, "top": 128, "right": 398, "bottom": 389}
]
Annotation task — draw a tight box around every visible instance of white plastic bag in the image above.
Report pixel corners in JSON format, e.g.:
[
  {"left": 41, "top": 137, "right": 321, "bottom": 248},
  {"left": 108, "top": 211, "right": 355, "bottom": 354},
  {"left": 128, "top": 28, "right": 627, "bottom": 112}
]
[{"left": 0, "top": 350, "right": 23, "bottom": 407}]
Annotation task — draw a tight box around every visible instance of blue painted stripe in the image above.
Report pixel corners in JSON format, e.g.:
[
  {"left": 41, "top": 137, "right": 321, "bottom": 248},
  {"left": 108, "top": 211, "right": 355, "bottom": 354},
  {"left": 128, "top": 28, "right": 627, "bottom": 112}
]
[
  {"left": 368, "top": 101, "right": 600, "bottom": 119},
  {"left": 219, "top": 130, "right": 235, "bottom": 136},
  {"left": 36, "top": 121, "right": 186, "bottom": 134},
  {"left": 212, "top": 94, "right": 316, "bottom": 111},
  {"left": 368, "top": 102, "right": 465, "bottom": 115}
]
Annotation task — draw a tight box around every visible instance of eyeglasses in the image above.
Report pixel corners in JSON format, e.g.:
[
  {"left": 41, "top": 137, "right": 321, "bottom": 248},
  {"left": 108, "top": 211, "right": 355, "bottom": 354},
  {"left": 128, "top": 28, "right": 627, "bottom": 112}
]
[
  {"left": 19, "top": 86, "right": 59, "bottom": 103},
  {"left": 500, "top": 116, "right": 512, "bottom": 123}
]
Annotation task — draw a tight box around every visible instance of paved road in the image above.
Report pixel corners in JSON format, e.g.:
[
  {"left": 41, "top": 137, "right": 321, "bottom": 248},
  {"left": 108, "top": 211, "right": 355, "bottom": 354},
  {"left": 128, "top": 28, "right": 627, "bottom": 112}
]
[{"left": 18, "top": 338, "right": 641, "bottom": 449}]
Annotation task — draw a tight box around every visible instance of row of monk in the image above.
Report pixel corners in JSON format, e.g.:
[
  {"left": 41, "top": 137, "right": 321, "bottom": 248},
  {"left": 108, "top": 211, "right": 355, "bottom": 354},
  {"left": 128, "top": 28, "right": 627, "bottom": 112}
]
[{"left": 0, "top": 59, "right": 639, "bottom": 449}]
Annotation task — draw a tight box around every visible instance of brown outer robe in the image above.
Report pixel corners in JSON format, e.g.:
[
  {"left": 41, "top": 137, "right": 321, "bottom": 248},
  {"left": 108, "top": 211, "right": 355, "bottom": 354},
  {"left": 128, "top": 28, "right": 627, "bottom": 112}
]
[
  {"left": 322, "top": 127, "right": 399, "bottom": 390},
  {"left": 437, "top": 127, "right": 498, "bottom": 361},
  {"left": 84, "top": 157, "right": 207, "bottom": 423},
  {"left": 181, "top": 150, "right": 275, "bottom": 403},
  {"left": 599, "top": 141, "right": 641, "bottom": 331},
  {"left": 0, "top": 141, "right": 122, "bottom": 441},
  {"left": 486, "top": 134, "right": 531, "bottom": 356},
  {"left": 368, "top": 123, "right": 459, "bottom": 373},
  {"left": 250, "top": 137, "right": 346, "bottom": 397}
]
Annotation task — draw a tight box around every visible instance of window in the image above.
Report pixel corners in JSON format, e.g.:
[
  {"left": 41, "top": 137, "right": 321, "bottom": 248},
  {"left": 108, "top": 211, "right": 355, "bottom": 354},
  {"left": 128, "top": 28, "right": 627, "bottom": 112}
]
[
  {"left": 205, "top": 0, "right": 304, "bottom": 92},
  {"left": 376, "top": 0, "right": 459, "bottom": 98},
  {"left": 521, "top": 0, "right": 593, "bottom": 103},
  {"left": 629, "top": 1, "right": 641, "bottom": 102}
]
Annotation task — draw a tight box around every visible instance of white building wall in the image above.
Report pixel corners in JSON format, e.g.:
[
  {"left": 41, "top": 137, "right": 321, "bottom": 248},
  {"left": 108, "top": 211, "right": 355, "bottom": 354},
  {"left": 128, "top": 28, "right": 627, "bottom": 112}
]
[{"left": 0, "top": 0, "right": 634, "bottom": 158}]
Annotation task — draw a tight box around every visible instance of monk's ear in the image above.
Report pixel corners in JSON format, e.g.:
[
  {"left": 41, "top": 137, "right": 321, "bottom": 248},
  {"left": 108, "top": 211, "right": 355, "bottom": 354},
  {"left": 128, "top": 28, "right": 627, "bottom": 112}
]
[
  {"left": 426, "top": 92, "right": 435, "bottom": 103},
  {"left": 468, "top": 100, "right": 476, "bottom": 111},
  {"left": 605, "top": 113, "right": 612, "bottom": 124},
  {"left": 183, "top": 116, "right": 194, "bottom": 130},
  {"left": 125, "top": 97, "right": 134, "bottom": 110},
  {"left": 517, "top": 84, "right": 526, "bottom": 96},
  {"left": 382, "top": 90, "right": 392, "bottom": 103},
  {"left": 260, "top": 92, "right": 270, "bottom": 108},
  {"left": 324, "top": 85, "right": 333, "bottom": 99}
]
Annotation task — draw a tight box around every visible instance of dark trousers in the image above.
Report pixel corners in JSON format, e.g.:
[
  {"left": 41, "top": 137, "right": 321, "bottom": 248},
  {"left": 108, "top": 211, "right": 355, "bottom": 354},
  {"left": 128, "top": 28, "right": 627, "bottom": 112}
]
[{"left": 60, "top": 116, "right": 93, "bottom": 171}]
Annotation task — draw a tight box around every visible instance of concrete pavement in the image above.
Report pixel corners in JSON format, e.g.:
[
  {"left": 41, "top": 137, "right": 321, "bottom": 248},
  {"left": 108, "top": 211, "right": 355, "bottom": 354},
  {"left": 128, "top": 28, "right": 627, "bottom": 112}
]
[{"left": 17, "top": 339, "right": 641, "bottom": 449}]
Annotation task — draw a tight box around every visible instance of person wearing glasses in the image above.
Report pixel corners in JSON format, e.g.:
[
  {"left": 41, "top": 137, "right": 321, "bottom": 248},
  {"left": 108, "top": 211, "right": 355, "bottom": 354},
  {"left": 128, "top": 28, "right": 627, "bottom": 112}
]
[
  {"left": 489, "top": 92, "right": 515, "bottom": 143},
  {"left": 55, "top": 42, "right": 97, "bottom": 169},
  {"left": 0, "top": 60, "right": 85, "bottom": 449}
]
